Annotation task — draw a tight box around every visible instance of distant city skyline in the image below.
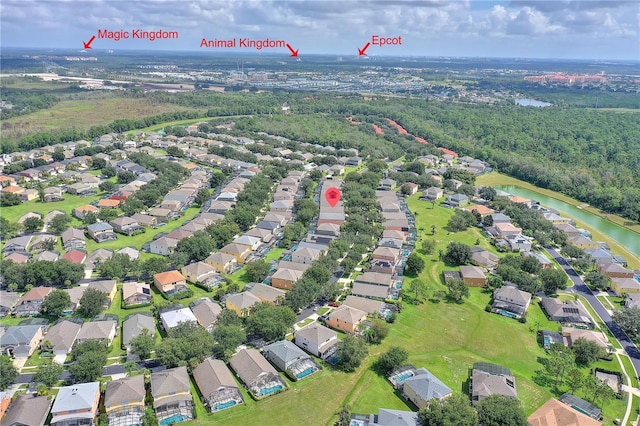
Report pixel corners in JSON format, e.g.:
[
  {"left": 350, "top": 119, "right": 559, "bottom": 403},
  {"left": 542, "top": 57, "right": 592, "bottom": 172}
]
[{"left": 1, "top": 1, "right": 638, "bottom": 60}]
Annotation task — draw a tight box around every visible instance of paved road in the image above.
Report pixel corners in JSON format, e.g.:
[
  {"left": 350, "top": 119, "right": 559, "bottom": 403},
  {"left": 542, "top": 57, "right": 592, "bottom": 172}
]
[
  {"left": 18, "top": 362, "right": 128, "bottom": 384},
  {"left": 546, "top": 247, "right": 640, "bottom": 377}
]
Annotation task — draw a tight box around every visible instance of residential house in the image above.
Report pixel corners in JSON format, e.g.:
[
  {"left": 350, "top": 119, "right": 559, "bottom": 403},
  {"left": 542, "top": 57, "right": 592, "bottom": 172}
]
[
  {"left": 249, "top": 283, "right": 286, "bottom": 305},
  {"left": 294, "top": 323, "right": 338, "bottom": 360},
  {"left": 190, "top": 299, "right": 222, "bottom": 332},
  {"left": 229, "top": 348, "right": 287, "bottom": 399},
  {"left": 471, "top": 249, "right": 499, "bottom": 269},
  {"left": 1, "top": 394, "right": 52, "bottom": 426},
  {"left": 246, "top": 227, "right": 273, "bottom": 243},
  {"left": 76, "top": 320, "right": 117, "bottom": 345},
  {"left": 14, "top": 286, "right": 53, "bottom": 316},
  {"left": 271, "top": 268, "right": 304, "bottom": 290},
  {"left": 153, "top": 270, "right": 188, "bottom": 295},
  {"left": 1, "top": 185, "right": 24, "bottom": 197},
  {"left": 372, "top": 247, "right": 400, "bottom": 264},
  {"left": 349, "top": 409, "right": 419, "bottom": 426},
  {"left": 0, "top": 325, "right": 44, "bottom": 358},
  {"left": 50, "top": 382, "right": 101, "bottom": 426},
  {"left": 118, "top": 246, "right": 140, "bottom": 261},
  {"left": 528, "top": 398, "right": 602, "bottom": 426},
  {"left": 4, "top": 252, "right": 29, "bottom": 264},
  {"left": 470, "top": 362, "right": 517, "bottom": 403},
  {"left": 67, "top": 183, "right": 95, "bottom": 196},
  {"left": 192, "top": 358, "right": 244, "bottom": 413},
  {"left": 2, "top": 236, "right": 32, "bottom": 254},
  {"left": 598, "top": 263, "right": 634, "bottom": 279},
  {"left": 541, "top": 297, "right": 593, "bottom": 328},
  {"left": 205, "top": 252, "right": 237, "bottom": 273},
  {"left": 220, "top": 243, "right": 251, "bottom": 264},
  {"left": 262, "top": 340, "right": 319, "bottom": 380},
  {"left": 87, "top": 280, "right": 117, "bottom": 305},
  {"left": 354, "top": 272, "right": 394, "bottom": 287},
  {"left": 148, "top": 208, "right": 172, "bottom": 221},
  {"left": 160, "top": 308, "right": 197, "bottom": 331},
  {"left": 491, "top": 285, "right": 532, "bottom": 319},
  {"left": 43, "top": 320, "right": 81, "bottom": 360},
  {"left": 522, "top": 251, "right": 551, "bottom": 269},
  {"left": 44, "top": 186, "right": 64, "bottom": 202},
  {"left": 327, "top": 306, "right": 367, "bottom": 335},
  {"left": 0, "top": 291, "right": 20, "bottom": 317},
  {"left": 87, "top": 222, "right": 117, "bottom": 243},
  {"left": 505, "top": 234, "right": 532, "bottom": 252},
  {"left": 391, "top": 367, "right": 452, "bottom": 409},
  {"left": 562, "top": 327, "right": 610, "bottom": 351},
  {"left": 460, "top": 265, "right": 487, "bottom": 287},
  {"left": 401, "top": 182, "right": 419, "bottom": 195},
  {"left": 351, "top": 283, "right": 391, "bottom": 301},
  {"left": 343, "top": 296, "right": 384, "bottom": 316},
  {"left": 20, "top": 188, "right": 39, "bottom": 201},
  {"left": 225, "top": 292, "right": 262, "bottom": 317},
  {"left": 445, "top": 193, "right": 469, "bottom": 207},
  {"left": 181, "top": 262, "right": 217, "bottom": 284},
  {"left": 61, "top": 228, "right": 86, "bottom": 250},
  {"left": 233, "top": 235, "right": 261, "bottom": 251},
  {"left": 567, "top": 234, "right": 600, "bottom": 250},
  {"left": 122, "top": 313, "right": 156, "bottom": 349},
  {"left": 610, "top": 277, "right": 640, "bottom": 296},
  {"left": 61, "top": 249, "right": 87, "bottom": 265},
  {"left": 105, "top": 375, "right": 146, "bottom": 426},
  {"left": 150, "top": 367, "right": 194, "bottom": 424},
  {"left": 423, "top": 187, "right": 444, "bottom": 200},
  {"left": 63, "top": 287, "right": 87, "bottom": 314},
  {"left": 291, "top": 247, "right": 322, "bottom": 265},
  {"left": 97, "top": 199, "right": 121, "bottom": 209},
  {"left": 109, "top": 217, "right": 141, "bottom": 236},
  {"left": 122, "top": 282, "right": 152, "bottom": 307},
  {"left": 131, "top": 213, "right": 157, "bottom": 228},
  {"left": 464, "top": 205, "right": 495, "bottom": 217},
  {"left": 148, "top": 236, "right": 178, "bottom": 256}
]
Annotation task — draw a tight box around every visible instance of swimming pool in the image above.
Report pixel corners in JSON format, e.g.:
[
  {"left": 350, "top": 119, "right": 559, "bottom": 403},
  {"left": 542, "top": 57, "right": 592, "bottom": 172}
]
[
  {"left": 258, "top": 384, "right": 283, "bottom": 396},
  {"left": 296, "top": 367, "right": 315, "bottom": 379},
  {"left": 160, "top": 414, "right": 189, "bottom": 425},
  {"left": 499, "top": 310, "right": 518, "bottom": 319},
  {"left": 214, "top": 400, "right": 237, "bottom": 411},
  {"left": 393, "top": 371, "right": 414, "bottom": 383}
]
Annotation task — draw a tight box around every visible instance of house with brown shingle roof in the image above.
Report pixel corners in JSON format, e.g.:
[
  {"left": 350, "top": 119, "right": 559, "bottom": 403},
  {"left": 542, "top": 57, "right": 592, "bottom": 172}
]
[
  {"left": 193, "top": 358, "right": 244, "bottom": 412},
  {"left": 229, "top": 348, "right": 287, "bottom": 399},
  {"left": 14, "top": 286, "right": 53, "bottom": 316},
  {"left": 72, "top": 204, "right": 99, "bottom": 220},
  {"left": 122, "top": 282, "right": 152, "bottom": 307},
  {"left": 181, "top": 262, "right": 217, "bottom": 284},
  {"left": 249, "top": 283, "right": 286, "bottom": 305},
  {"left": 528, "top": 398, "right": 602, "bottom": 426},
  {"left": 190, "top": 299, "right": 222, "bottom": 332},
  {"left": 326, "top": 305, "right": 367, "bottom": 335},
  {"left": 153, "top": 270, "right": 188, "bottom": 294},
  {"left": 271, "top": 268, "right": 304, "bottom": 290},
  {"left": 220, "top": 243, "right": 251, "bottom": 264},
  {"left": 105, "top": 375, "right": 146, "bottom": 426},
  {"left": 150, "top": 367, "right": 193, "bottom": 424},
  {"left": 205, "top": 252, "right": 237, "bottom": 273}
]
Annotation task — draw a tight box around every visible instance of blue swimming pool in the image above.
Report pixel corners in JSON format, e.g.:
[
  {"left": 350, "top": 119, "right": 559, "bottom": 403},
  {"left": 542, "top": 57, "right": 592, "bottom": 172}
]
[
  {"left": 214, "top": 400, "right": 237, "bottom": 411},
  {"left": 394, "top": 371, "right": 414, "bottom": 383},
  {"left": 259, "top": 384, "right": 283, "bottom": 396},
  {"left": 160, "top": 414, "right": 189, "bottom": 425},
  {"left": 296, "top": 367, "right": 315, "bottom": 379},
  {"left": 499, "top": 310, "right": 518, "bottom": 319}
]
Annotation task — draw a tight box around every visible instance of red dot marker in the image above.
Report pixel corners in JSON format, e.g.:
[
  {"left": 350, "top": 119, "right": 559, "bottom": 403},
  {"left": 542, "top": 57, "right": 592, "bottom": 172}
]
[{"left": 325, "top": 187, "right": 341, "bottom": 208}]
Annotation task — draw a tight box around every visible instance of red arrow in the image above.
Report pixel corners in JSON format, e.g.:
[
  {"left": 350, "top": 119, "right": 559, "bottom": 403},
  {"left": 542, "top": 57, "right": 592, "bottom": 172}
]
[
  {"left": 286, "top": 43, "right": 298, "bottom": 57},
  {"left": 83, "top": 35, "right": 96, "bottom": 49},
  {"left": 358, "top": 42, "right": 370, "bottom": 56}
]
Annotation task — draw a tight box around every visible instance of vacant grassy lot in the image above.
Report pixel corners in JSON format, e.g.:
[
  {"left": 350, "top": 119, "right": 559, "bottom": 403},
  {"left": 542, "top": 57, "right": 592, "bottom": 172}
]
[
  {"left": 1, "top": 97, "right": 198, "bottom": 140},
  {"left": 0, "top": 193, "right": 103, "bottom": 224}
]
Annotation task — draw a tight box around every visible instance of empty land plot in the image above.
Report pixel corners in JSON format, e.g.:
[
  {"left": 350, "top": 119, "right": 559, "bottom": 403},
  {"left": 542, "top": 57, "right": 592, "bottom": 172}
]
[{"left": 1, "top": 97, "right": 198, "bottom": 140}]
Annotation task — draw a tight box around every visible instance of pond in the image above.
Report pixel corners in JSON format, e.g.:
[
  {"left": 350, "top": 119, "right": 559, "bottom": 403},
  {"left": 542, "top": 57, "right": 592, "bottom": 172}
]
[
  {"left": 496, "top": 185, "right": 640, "bottom": 258},
  {"left": 515, "top": 98, "right": 552, "bottom": 107}
]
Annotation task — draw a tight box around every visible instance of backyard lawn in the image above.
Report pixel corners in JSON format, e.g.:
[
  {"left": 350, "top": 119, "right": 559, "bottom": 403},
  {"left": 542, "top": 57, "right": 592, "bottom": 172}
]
[{"left": 1, "top": 193, "right": 103, "bottom": 224}]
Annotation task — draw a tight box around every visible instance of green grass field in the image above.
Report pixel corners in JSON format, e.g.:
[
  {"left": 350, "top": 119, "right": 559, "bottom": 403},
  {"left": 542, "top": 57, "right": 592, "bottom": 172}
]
[
  {"left": 0, "top": 193, "right": 103, "bottom": 224},
  {"left": 2, "top": 97, "right": 198, "bottom": 141}
]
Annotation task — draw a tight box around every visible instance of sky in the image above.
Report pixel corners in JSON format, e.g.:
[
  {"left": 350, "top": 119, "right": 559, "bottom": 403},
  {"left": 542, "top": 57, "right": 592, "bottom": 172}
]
[{"left": 1, "top": 0, "right": 639, "bottom": 60}]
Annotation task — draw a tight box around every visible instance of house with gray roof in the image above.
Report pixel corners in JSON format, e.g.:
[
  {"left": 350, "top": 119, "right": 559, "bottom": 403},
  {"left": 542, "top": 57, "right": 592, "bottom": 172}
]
[
  {"left": 34, "top": 250, "right": 60, "bottom": 262},
  {"left": 87, "top": 222, "right": 117, "bottom": 243},
  {"left": 248, "top": 283, "right": 286, "bottom": 305},
  {"left": 190, "top": 299, "right": 222, "bottom": 332},
  {"left": 0, "top": 291, "right": 20, "bottom": 317},
  {"left": 76, "top": 320, "right": 117, "bottom": 345},
  {"left": 1, "top": 394, "right": 52, "bottom": 426},
  {"left": 229, "top": 348, "right": 288, "bottom": 399},
  {"left": 104, "top": 375, "right": 146, "bottom": 426},
  {"left": 0, "top": 325, "right": 44, "bottom": 358},
  {"left": 470, "top": 362, "right": 517, "bottom": 403},
  {"left": 193, "top": 358, "right": 244, "bottom": 413},
  {"left": 350, "top": 408, "right": 419, "bottom": 426},
  {"left": 61, "top": 228, "right": 86, "bottom": 250},
  {"left": 43, "top": 319, "right": 82, "bottom": 358},
  {"left": 262, "top": 340, "right": 319, "bottom": 380},
  {"left": 150, "top": 366, "right": 193, "bottom": 424},
  {"left": 541, "top": 297, "right": 593, "bottom": 328},
  {"left": 491, "top": 285, "right": 532, "bottom": 319},
  {"left": 397, "top": 368, "right": 452, "bottom": 409},
  {"left": 122, "top": 313, "right": 156, "bottom": 349},
  {"left": 2, "top": 235, "right": 32, "bottom": 254},
  {"left": 50, "top": 382, "right": 101, "bottom": 426},
  {"left": 294, "top": 323, "right": 339, "bottom": 360}
]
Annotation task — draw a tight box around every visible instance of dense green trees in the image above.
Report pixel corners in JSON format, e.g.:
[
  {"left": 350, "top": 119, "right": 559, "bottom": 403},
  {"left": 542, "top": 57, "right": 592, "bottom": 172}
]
[
  {"left": 446, "top": 210, "right": 477, "bottom": 232},
  {"left": 571, "top": 337, "right": 605, "bottom": 366},
  {"left": 70, "top": 340, "right": 108, "bottom": 383},
  {"left": 49, "top": 213, "right": 72, "bottom": 235},
  {"left": 0, "top": 259, "right": 84, "bottom": 290},
  {"left": 405, "top": 253, "right": 425, "bottom": 276},
  {"left": 23, "top": 216, "right": 44, "bottom": 233},
  {"left": 42, "top": 289, "right": 71, "bottom": 317},
  {"left": 33, "top": 361, "right": 64, "bottom": 387},
  {"left": 245, "top": 304, "right": 296, "bottom": 341},
  {"left": 376, "top": 346, "right": 408, "bottom": 375},
  {"left": 418, "top": 393, "right": 478, "bottom": 426},
  {"left": 0, "top": 356, "right": 18, "bottom": 390},
  {"left": 213, "top": 325, "right": 246, "bottom": 361},
  {"left": 157, "top": 322, "right": 215, "bottom": 368},
  {"left": 585, "top": 272, "right": 611, "bottom": 291},
  {"left": 77, "top": 288, "right": 108, "bottom": 318},
  {"left": 612, "top": 308, "right": 640, "bottom": 341},
  {"left": 335, "top": 335, "right": 368, "bottom": 373},
  {"left": 442, "top": 242, "right": 473, "bottom": 265},
  {"left": 476, "top": 395, "right": 527, "bottom": 426},
  {"left": 130, "top": 328, "right": 155, "bottom": 360}
]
